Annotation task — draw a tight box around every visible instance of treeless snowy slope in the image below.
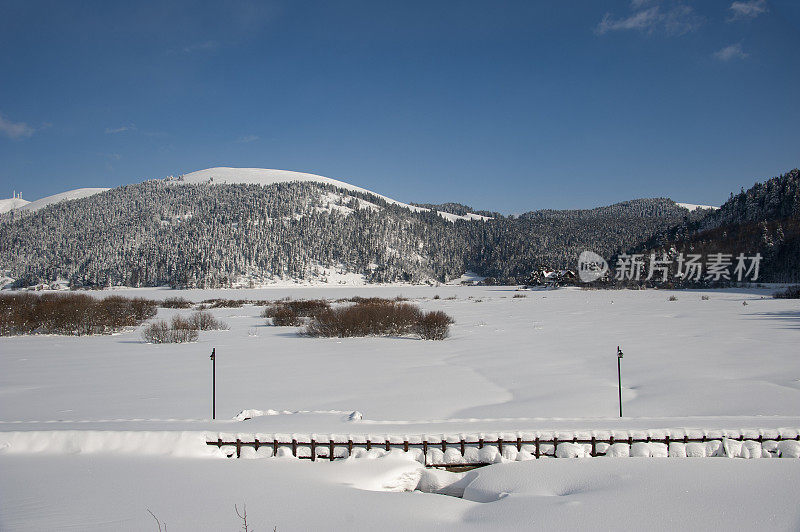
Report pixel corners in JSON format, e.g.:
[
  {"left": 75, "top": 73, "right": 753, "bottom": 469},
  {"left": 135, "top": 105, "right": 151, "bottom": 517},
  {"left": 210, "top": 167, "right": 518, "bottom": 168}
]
[
  {"left": 0, "top": 197, "right": 30, "bottom": 213},
  {"left": 676, "top": 202, "right": 718, "bottom": 211},
  {"left": 19, "top": 187, "right": 109, "bottom": 212},
  {"left": 179, "top": 167, "right": 490, "bottom": 221}
]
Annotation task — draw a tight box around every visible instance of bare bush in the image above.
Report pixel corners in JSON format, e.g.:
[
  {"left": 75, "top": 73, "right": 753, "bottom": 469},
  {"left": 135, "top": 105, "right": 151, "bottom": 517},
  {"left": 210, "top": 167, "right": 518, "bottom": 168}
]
[
  {"left": 668, "top": 295, "right": 678, "bottom": 301},
  {"left": 414, "top": 310, "right": 454, "bottom": 340},
  {"left": 0, "top": 293, "right": 157, "bottom": 336},
  {"left": 142, "top": 320, "right": 171, "bottom": 343},
  {"left": 142, "top": 315, "right": 200, "bottom": 343},
  {"left": 202, "top": 298, "right": 245, "bottom": 308},
  {"left": 513, "top": 294, "right": 527, "bottom": 298},
  {"left": 161, "top": 297, "right": 193, "bottom": 309},
  {"left": 774, "top": 285, "right": 800, "bottom": 299},
  {"left": 262, "top": 299, "right": 330, "bottom": 325},
  {"left": 271, "top": 307, "right": 303, "bottom": 326},
  {"left": 169, "top": 315, "right": 198, "bottom": 342},
  {"left": 303, "top": 300, "right": 453, "bottom": 340},
  {"left": 189, "top": 311, "right": 228, "bottom": 330}
]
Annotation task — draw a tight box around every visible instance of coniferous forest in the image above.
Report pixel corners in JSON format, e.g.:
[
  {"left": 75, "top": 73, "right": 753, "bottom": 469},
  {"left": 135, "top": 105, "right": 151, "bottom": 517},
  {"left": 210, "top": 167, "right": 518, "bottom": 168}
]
[{"left": 1, "top": 169, "right": 798, "bottom": 288}]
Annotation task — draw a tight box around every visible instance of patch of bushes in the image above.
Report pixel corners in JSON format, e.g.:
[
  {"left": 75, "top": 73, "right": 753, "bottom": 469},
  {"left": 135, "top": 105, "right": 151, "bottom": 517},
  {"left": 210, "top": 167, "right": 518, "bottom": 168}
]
[
  {"left": 142, "top": 311, "right": 227, "bottom": 343},
  {"left": 303, "top": 300, "right": 453, "bottom": 340},
  {"left": 773, "top": 285, "right": 800, "bottom": 299},
  {"left": 262, "top": 299, "right": 331, "bottom": 325},
  {"left": 189, "top": 310, "right": 229, "bottom": 330},
  {"left": 161, "top": 297, "right": 194, "bottom": 309},
  {"left": 513, "top": 294, "right": 527, "bottom": 298},
  {"left": 143, "top": 315, "right": 198, "bottom": 343},
  {"left": 271, "top": 307, "right": 303, "bottom": 326},
  {"left": 0, "top": 293, "right": 157, "bottom": 336},
  {"left": 202, "top": 298, "right": 246, "bottom": 308},
  {"left": 668, "top": 295, "right": 678, "bottom": 301}
]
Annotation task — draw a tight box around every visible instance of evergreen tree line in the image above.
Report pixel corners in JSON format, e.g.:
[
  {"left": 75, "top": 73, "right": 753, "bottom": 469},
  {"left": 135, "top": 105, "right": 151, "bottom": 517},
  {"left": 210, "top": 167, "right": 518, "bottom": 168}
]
[{"left": 630, "top": 169, "right": 800, "bottom": 284}]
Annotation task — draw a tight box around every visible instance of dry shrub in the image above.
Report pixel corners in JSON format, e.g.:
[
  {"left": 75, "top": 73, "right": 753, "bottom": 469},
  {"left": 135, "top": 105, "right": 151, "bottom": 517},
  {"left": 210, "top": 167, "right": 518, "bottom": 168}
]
[
  {"left": 271, "top": 307, "right": 303, "bottom": 326},
  {"left": 189, "top": 310, "right": 228, "bottom": 330},
  {"left": 347, "top": 296, "right": 393, "bottom": 305},
  {"left": 142, "top": 320, "right": 171, "bottom": 343},
  {"left": 262, "top": 299, "right": 330, "bottom": 325},
  {"left": 169, "top": 315, "right": 199, "bottom": 342},
  {"left": 414, "top": 310, "right": 454, "bottom": 340},
  {"left": 202, "top": 299, "right": 245, "bottom": 308},
  {"left": 774, "top": 285, "right": 800, "bottom": 299},
  {"left": 0, "top": 293, "right": 157, "bottom": 336},
  {"left": 161, "top": 297, "right": 193, "bottom": 309},
  {"left": 513, "top": 294, "right": 527, "bottom": 298},
  {"left": 142, "top": 315, "right": 199, "bottom": 343},
  {"left": 303, "top": 300, "right": 453, "bottom": 340}
]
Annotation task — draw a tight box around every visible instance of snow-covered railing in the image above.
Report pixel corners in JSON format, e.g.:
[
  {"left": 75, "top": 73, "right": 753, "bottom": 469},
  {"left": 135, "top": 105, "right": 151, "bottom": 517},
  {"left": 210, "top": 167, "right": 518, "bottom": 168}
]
[{"left": 207, "top": 428, "right": 800, "bottom": 466}]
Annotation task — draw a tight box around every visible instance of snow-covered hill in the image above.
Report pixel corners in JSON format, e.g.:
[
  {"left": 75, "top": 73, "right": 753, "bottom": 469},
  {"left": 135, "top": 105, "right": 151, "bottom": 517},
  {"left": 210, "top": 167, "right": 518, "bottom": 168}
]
[
  {"left": 178, "top": 167, "right": 490, "bottom": 222},
  {"left": 0, "top": 197, "right": 30, "bottom": 214},
  {"left": 19, "top": 188, "right": 109, "bottom": 213}
]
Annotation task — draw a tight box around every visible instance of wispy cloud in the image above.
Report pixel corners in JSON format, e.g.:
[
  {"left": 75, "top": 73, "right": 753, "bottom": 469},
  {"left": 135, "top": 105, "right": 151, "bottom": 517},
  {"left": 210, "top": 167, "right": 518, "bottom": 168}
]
[
  {"left": 595, "top": 1, "right": 703, "bottom": 36},
  {"left": 105, "top": 124, "right": 136, "bottom": 134},
  {"left": 0, "top": 113, "right": 36, "bottom": 139},
  {"left": 713, "top": 43, "right": 749, "bottom": 61},
  {"left": 728, "top": 0, "right": 767, "bottom": 21},
  {"left": 169, "top": 40, "right": 220, "bottom": 55},
  {"left": 236, "top": 135, "right": 260, "bottom": 143}
]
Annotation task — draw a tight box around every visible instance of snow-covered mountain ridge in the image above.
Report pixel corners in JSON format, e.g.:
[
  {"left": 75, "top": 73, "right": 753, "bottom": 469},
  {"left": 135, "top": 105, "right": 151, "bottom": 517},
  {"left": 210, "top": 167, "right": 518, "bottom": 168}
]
[
  {"left": 0, "top": 197, "right": 30, "bottom": 214},
  {"left": 0, "top": 188, "right": 109, "bottom": 214},
  {"left": 175, "top": 167, "right": 491, "bottom": 221}
]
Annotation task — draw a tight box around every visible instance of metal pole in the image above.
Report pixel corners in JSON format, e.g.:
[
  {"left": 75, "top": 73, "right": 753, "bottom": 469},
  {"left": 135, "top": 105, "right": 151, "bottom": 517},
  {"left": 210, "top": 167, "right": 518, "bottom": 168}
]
[
  {"left": 210, "top": 348, "right": 216, "bottom": 420},
  {"left": 617, "top": 346, "right": 623, "bottom": 417}
]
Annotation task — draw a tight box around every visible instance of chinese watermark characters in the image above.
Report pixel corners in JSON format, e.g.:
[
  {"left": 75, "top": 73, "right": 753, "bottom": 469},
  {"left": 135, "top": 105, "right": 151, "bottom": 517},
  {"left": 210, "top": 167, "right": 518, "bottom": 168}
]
[{"left": 578, "top": 251, "right": 762, "bottom": 283}]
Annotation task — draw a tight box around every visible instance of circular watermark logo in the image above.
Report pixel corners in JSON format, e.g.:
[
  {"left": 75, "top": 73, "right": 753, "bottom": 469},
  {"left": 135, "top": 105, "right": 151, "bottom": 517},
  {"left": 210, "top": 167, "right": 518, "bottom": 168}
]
[{"left": 578, "top": 251, "right": 609, "bottom": 283}]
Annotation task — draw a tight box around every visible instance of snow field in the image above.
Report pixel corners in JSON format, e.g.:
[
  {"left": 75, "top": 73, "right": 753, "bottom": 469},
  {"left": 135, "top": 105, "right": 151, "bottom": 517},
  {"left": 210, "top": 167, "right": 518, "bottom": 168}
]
[
  {"left": 2, "top": 286, "right": 800, "bottom": 529},
  {"left": 1, "top": 454, "right": 799, "bottom": 531}
]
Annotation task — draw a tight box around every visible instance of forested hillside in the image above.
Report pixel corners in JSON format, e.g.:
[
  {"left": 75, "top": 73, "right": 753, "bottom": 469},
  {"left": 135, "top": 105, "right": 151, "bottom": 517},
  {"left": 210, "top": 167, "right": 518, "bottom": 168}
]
[
  {"left": 634, "top": 169, "right": 800, "bottom": 283},
  {"left": 0, "top": 177, "right": 697, "bottom": 288}
]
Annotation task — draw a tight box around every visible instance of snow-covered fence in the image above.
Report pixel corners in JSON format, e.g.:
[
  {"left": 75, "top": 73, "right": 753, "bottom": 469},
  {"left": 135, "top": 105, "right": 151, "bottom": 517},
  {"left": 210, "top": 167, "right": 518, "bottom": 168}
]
[{"left": 206, "top": 428, "right": 800, "bottom": 466}]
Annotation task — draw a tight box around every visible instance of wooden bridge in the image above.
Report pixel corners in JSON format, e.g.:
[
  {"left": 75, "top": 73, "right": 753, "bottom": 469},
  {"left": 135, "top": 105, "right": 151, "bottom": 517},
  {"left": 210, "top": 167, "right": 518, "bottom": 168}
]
[{"left": 207, "top": 427, "right": 800, "bottom": 467}]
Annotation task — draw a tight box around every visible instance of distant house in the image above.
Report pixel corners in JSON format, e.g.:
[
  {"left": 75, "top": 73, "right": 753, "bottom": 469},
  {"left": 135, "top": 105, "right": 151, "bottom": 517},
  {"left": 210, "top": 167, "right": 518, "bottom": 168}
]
[{"left": 526, "top": 268, "right": 576, "bottom": 287}]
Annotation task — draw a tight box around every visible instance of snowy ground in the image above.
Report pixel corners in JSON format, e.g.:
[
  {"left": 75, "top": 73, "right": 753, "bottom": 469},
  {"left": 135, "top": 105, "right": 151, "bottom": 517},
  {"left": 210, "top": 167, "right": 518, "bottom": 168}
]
[{"left": 1, "top": 286, "right": 799, "bottom": 529}]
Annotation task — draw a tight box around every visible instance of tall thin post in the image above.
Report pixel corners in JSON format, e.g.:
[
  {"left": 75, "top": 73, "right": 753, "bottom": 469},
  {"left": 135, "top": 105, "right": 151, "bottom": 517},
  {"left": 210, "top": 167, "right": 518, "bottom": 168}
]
[
  {"left": 617, "top": 346, "right": 623, "bottom": 417},
  {"left": 210, "top": 348, "right": 216, "bottom": 420}
]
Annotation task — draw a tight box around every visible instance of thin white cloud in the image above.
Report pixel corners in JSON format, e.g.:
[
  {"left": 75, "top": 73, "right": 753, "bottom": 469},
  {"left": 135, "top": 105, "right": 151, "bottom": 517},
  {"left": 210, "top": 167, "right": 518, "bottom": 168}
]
[
  {"left": 180, "top": 41, "right": 219, "bottom": 54},
  {"left": 596, "top": 2, "right": 702, "bottom": 36},
  {"left": 596, "top": 7, "right": 660, "bottom": 34},
  {"left": 713, "top": 43, "right": 749, "bottom": 61},
  {"left": 236, "top": 135, "right": 260, "bottom": 143},
  {"left": 728, "top": 0, "right": 767, "bottom": 21},
  {"left": 0, "top": 113, "right": 36, "bottom": 139},
  {"left": 105, "top": 124, "right": 136, "bottom": 134}
]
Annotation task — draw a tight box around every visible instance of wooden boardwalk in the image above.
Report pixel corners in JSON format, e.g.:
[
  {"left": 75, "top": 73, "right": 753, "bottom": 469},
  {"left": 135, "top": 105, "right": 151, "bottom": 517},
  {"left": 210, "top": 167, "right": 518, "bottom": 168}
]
[{"left": 207, "top": 428, "right": 800, "bottom": 466}]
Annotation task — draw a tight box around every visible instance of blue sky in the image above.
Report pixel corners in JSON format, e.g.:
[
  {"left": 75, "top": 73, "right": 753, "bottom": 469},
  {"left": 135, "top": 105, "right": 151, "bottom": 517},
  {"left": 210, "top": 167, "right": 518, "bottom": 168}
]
[{"left": 0, "top": 0, "right": 798, "bottom": 212}]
